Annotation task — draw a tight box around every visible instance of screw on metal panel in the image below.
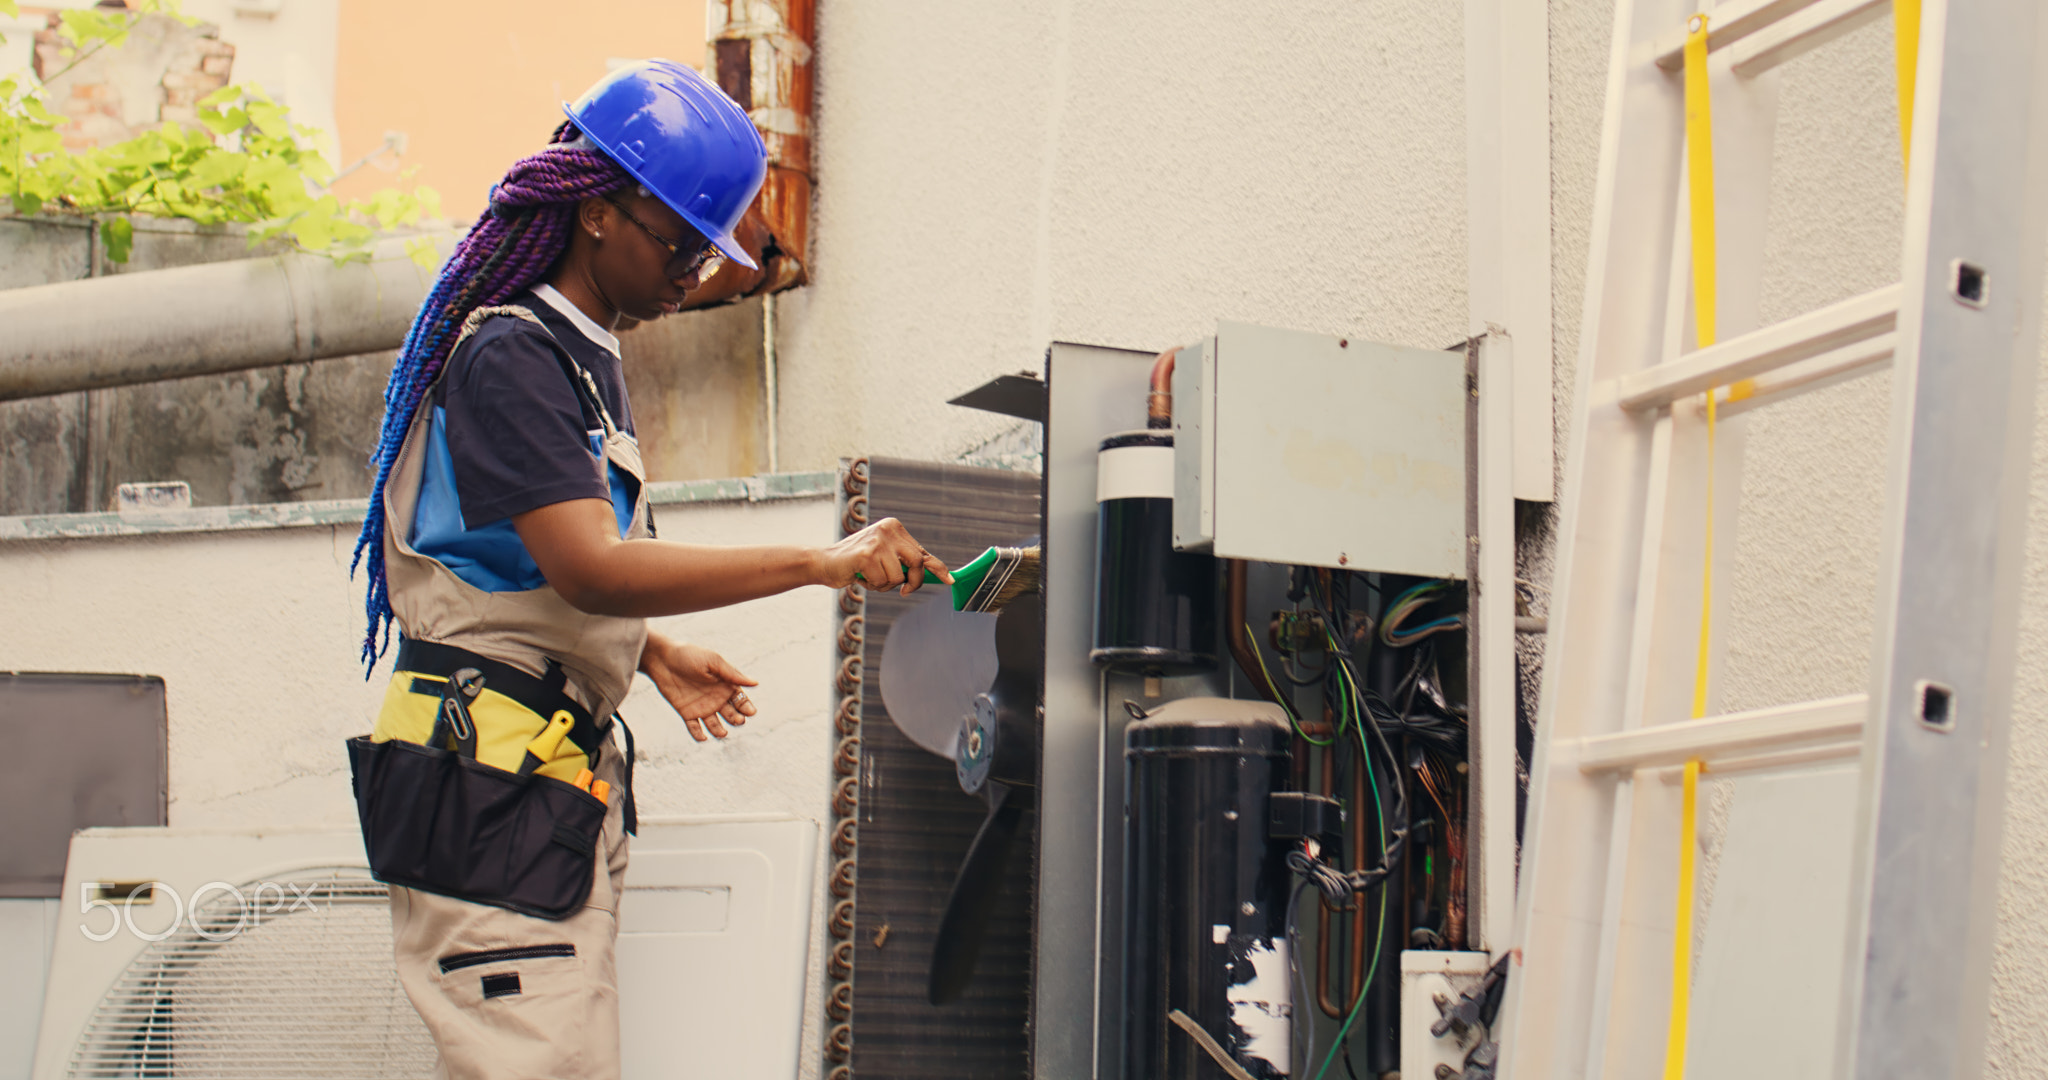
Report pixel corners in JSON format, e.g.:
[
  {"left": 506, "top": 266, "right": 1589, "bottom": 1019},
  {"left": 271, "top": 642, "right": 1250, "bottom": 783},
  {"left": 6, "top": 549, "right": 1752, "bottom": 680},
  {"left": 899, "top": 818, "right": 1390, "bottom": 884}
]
[
  {"left": 1338, "top": 553, "right": 1349, "bottom": 565},
  {"left": 1339, "top": 339, "right": 1349, "bottom": 348},
  {"left": 1241, "top": 901, "right": 1256, "bottom": 916},
  {"left": 1224, "top": 809, "right": 1239, "bottom": 821}
]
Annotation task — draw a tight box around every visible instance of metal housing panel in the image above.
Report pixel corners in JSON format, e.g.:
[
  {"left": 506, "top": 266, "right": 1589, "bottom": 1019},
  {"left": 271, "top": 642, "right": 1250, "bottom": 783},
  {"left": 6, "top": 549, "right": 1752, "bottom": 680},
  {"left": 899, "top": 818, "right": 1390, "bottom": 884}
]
[
  {"left": 1208, "top": 322, "right": 1468, "bottom": 577},
  {"left": 1042, "top": 342, "right": 1158, "bottom": 1080}
]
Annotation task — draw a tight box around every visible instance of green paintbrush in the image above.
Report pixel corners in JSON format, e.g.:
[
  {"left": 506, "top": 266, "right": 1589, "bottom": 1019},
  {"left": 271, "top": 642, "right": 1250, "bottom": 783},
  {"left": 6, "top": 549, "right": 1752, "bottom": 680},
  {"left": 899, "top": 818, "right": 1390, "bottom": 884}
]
[{"left": 855, "top": 545, "right": 1041, "bottom": 612}]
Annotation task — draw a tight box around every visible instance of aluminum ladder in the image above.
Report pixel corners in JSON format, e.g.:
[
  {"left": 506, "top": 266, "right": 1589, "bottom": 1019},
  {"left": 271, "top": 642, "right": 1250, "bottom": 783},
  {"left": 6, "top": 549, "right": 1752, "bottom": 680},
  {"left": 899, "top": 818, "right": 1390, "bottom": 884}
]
[{"left": 1497, "top": 0, "right": 2048, "bottom": 1077}]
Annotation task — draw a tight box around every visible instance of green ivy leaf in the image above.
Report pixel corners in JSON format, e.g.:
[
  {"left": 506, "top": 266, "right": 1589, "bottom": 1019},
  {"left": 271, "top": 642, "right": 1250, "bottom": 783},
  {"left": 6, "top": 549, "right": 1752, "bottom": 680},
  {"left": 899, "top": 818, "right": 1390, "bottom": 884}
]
[
  {"left": 199, "top": 85, "right": 241, "bottom": 108},
  {"left": 198, "top": 106, "right": 248, "bottom": 136},
  {"left": 21, "top": 126, "right": 61, "bottom": 155},
  {"left": 246, "top": 100, "right": 289, "bottom": 138},
  {"left": 183, "top": 148, "right": 246, "bottom": 189},
  {"left": 58, "top": 8, "right": 133, "bottom": 50},
  {"left": 0, "top": 1, "right": 18, "bottom": 19},
  {"left": 100, "top": 216, "right": 133, "bottom": 263},
  {"left": 404, "top": 235, "right": 441, "bottom": 270},
  {"left": 288, "top": 194, "right": 342, "bottom": 249}
]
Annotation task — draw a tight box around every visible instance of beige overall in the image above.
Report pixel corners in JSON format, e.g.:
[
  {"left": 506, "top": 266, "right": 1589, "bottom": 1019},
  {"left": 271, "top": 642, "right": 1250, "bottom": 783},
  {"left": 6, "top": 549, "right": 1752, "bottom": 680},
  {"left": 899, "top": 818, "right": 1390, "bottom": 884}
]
[{"left": 374, "top": 306, "right": 649, "bottom": 1080}]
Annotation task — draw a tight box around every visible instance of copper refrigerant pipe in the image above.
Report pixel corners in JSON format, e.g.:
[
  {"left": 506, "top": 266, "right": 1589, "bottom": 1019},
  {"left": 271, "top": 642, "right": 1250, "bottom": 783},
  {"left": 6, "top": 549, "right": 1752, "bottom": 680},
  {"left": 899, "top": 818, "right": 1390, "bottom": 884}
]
[
  {"left": 1226, "top": 560, "right": 1279, "bottom": 706},
  {"left": 1315, "top": 733, "right": 1375, "bottom": 1019},
  {"left": 1147, "top": 348, "right": 1177, "bottom": 429}
]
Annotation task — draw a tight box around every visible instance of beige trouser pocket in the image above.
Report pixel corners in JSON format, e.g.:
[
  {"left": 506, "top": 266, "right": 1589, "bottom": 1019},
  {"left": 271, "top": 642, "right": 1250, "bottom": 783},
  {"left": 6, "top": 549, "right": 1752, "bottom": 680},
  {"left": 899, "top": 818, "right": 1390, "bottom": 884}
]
[{"left": 391, "top": 742, "right": 630, "bottom": 1080}]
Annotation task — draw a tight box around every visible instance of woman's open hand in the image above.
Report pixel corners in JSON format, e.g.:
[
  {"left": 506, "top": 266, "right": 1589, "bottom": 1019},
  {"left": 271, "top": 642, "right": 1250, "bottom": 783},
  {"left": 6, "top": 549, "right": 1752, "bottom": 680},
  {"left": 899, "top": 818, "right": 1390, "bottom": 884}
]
[{"left": 638, "top": 630, "right": 758, "bottom": 741}]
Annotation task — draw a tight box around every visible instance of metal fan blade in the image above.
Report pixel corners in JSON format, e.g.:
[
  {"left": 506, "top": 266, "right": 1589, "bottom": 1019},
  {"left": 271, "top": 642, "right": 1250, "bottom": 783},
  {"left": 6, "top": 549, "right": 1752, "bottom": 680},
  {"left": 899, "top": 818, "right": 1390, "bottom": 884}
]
[
  {"left": 878, "top": 590, "right": 999, "bottom": 760},
  {"left": 927, "top": 782, "right": 1026, "bottom": 1005}
]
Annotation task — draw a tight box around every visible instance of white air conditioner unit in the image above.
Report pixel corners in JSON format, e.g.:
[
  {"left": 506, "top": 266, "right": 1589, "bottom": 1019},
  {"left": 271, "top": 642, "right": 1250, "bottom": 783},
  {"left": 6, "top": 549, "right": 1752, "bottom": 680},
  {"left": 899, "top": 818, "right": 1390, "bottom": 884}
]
[{"left": 33, "top": 816, "right": 817, "bottom": 1079}]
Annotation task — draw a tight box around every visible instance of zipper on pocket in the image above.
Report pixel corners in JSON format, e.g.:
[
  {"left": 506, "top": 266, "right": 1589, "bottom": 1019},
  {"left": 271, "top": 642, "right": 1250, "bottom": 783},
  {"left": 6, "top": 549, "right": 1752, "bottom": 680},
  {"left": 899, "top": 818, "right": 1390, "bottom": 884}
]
[{"left": 438, "top": 943, "right": 576, "bottom": 974}]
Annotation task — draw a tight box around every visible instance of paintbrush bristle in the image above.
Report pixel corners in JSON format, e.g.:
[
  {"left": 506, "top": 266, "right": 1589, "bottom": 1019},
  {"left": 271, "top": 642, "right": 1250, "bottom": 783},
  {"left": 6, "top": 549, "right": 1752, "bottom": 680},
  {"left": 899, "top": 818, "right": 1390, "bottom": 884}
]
[{"left": 960, "top": 545, "right": 1041, "bottom": 613}]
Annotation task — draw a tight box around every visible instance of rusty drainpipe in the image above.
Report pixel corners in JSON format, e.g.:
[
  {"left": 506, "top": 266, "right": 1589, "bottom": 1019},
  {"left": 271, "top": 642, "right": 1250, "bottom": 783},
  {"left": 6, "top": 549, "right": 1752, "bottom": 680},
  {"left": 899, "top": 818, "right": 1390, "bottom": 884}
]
[
  {"left": 681, "top": 0, "right": 814, "bottom": 311},
  {"left": 688, "top": 0, "right": 814, "bottom": 472}
]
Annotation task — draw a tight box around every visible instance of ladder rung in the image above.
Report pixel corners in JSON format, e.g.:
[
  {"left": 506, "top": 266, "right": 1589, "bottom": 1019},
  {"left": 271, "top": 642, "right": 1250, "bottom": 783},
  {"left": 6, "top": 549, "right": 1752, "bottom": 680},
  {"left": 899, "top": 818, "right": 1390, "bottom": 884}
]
[
  {"left": 1727, "top": 0, "right": 1889, "bottom": 77},
  {"left": 1616, "top": 283, "right": 1898, "bottom": 413},
  {"left": 1720, "top": 330, "right": 1894, "bottom": 417},
  {"left": 1574, "top": 694, "right": 1867, "bottom": 774},
  {"left": 1649, "top": 739, "right": 1861, "bottom": 782},
  {"left": 1650, "top": 0, "right": 1823, "bottom": 70},
  {"left": 1648, "top": 0, "right": 1884, "bottom": 74}
]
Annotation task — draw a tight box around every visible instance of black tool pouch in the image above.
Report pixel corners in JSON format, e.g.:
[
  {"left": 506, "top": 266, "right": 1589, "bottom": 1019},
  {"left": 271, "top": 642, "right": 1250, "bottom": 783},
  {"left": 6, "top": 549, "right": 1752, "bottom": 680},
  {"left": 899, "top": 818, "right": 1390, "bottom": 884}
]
[{"left": 346, "top": 679, "right": 607, "bottom": 920}]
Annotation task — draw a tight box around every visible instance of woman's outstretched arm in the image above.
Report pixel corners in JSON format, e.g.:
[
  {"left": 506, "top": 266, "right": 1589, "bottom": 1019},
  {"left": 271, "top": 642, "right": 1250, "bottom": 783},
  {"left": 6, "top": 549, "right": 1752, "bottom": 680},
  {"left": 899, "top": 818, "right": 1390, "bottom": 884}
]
[{"left": 513, "top": 498, "right": 951, "bottom": 617}]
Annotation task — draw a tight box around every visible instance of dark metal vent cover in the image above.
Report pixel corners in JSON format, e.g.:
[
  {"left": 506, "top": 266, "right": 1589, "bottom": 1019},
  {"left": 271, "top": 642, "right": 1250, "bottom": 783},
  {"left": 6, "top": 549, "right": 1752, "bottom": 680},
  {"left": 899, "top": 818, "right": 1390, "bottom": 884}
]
[{"left": 846, "top": 457, "right": 1041, "bottom": 1079}]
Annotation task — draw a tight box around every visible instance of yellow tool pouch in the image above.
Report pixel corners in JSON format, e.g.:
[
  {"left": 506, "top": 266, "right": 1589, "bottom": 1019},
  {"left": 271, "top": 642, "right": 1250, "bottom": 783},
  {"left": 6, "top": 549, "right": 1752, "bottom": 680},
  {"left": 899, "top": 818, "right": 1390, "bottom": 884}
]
[
  {"left": 375, "top": 674, "right": 594, "bottom": 784},
  {"left": 347, "top": 639, "right": 637, "bottom": 920}
]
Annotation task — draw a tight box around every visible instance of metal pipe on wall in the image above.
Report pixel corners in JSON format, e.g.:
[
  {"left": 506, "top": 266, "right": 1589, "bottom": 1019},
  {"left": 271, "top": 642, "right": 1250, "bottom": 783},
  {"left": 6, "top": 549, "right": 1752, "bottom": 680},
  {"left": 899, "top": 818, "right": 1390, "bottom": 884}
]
[
  {"left": 0, "top": 230, "right": 460, "bottom": 403},
  {"left": 695, "top": 0, "right": 815, "bottom": 304}
]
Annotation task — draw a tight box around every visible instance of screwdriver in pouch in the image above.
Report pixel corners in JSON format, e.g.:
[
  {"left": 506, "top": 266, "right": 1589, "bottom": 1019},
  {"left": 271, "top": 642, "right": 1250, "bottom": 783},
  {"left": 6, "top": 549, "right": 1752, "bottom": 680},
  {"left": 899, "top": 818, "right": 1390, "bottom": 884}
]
[{"left": 518, "top": 712, "right": 576, "bottom": 777}]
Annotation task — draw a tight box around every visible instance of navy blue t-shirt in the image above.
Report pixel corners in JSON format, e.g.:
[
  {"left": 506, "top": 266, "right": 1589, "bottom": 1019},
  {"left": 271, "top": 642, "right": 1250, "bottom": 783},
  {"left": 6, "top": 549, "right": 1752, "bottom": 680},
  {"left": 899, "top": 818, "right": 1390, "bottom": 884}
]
[{"left": 408, "top": 287, "right": 639, "bottom": 593}]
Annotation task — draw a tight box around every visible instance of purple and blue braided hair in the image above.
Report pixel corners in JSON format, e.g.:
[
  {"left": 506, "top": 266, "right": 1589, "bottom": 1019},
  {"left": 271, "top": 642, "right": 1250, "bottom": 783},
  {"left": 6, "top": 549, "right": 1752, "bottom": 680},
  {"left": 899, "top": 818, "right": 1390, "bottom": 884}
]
[{"left": 350, "top": 121, "right": 632, "bottom": 671}]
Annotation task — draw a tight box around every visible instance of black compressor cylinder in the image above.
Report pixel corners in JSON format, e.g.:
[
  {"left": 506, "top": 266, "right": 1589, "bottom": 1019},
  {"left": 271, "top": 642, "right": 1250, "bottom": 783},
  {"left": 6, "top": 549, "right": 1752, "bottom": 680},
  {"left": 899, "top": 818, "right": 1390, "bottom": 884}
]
[
  {"left": 1093, "top": 430, "right": 1217, "bottom": 672},
  {"left": 1125, "top": 697, "right": 1294, "bottom": 1079}
]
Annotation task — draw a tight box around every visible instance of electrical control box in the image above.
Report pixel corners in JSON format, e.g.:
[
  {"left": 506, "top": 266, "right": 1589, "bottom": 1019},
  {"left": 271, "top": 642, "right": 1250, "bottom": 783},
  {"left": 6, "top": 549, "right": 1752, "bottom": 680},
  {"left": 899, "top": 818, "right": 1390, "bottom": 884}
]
[{"left": 1170, "top": 321, "right": 1469, "bottom": 577}]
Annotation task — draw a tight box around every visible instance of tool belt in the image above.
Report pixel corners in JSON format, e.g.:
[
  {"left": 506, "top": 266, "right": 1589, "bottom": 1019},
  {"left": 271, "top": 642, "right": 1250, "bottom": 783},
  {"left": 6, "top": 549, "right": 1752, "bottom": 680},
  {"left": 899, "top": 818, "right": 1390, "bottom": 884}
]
[{"left": 347, "top": 640, "right": 636, "bottom": 920}]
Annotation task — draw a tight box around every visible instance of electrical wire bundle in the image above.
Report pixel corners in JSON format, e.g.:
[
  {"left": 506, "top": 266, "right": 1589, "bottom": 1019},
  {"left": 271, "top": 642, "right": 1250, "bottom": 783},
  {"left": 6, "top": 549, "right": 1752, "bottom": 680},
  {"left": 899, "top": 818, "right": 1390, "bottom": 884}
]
[
  {"left": 1238, "top": 569, "right": 1487, "bottom": 1079},
  {"left": 1237, "top": 571, "right": 1432, "bottom": 1079},
  {"left": 1379, "top": 580, "right": 1465, "bottom": 647}
]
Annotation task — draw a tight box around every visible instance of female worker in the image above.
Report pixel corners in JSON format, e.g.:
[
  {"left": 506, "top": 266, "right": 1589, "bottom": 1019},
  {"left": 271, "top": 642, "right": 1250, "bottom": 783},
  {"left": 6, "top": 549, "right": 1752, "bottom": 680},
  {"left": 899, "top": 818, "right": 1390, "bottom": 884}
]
[{"left": 347, "top": 60, "right": 947, "bottom": 1078}]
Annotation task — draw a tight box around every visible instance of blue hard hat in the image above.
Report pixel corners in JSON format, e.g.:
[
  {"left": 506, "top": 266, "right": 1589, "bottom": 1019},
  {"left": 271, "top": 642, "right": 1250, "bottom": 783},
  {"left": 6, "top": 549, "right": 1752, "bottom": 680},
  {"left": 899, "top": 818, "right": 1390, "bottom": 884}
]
[{"left": 565, "top": 59, "right": 768, "bottom": 270}]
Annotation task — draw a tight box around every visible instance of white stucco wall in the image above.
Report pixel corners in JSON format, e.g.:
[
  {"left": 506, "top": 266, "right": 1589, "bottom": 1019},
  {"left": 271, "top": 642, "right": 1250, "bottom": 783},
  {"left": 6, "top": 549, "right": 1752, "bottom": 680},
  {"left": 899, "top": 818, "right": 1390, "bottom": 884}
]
[
  {"left": 0, "top": 493, "right": 839, "bottom": 1078},
  {"left": 774, "top": 0, "right": 1470, "bottom": 472}
]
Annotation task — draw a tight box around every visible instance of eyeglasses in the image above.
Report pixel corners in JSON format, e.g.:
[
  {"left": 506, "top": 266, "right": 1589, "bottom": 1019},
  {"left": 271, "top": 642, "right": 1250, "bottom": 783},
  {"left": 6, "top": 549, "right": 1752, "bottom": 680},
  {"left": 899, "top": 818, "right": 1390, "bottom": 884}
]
[{"left": 604, "top": 196, "right": 727, "bottom": 280}]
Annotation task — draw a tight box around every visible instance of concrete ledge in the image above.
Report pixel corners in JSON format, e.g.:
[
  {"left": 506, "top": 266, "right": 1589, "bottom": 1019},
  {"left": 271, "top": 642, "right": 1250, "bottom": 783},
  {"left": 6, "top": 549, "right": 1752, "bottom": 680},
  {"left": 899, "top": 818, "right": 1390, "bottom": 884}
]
[{"left": 0, "top": 470, "right": 838, "bottom": 543}]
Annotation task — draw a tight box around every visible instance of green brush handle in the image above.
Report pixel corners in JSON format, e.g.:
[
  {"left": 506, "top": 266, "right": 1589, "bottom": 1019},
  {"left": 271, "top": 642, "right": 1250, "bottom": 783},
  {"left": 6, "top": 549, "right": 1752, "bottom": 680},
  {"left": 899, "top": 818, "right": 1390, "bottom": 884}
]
[{"left": 853, "top": 567, "right": 946, "bottom": 585}]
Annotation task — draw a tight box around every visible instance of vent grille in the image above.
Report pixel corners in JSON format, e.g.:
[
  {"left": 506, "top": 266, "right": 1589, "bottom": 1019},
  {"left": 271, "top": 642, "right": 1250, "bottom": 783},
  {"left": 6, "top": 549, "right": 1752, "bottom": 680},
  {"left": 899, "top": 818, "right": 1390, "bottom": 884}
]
[{"left": 69, "top": 866, "right": 434, "bottom": 1079}]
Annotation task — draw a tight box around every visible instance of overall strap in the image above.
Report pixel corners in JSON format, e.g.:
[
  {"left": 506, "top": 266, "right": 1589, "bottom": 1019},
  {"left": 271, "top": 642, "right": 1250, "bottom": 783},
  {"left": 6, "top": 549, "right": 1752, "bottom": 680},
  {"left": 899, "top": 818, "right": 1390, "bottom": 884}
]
[
  {"left": 449, "top": 304, "right": 622, "bottom": 438},
  {"left": 615, "top": 713, "right": 637, "bottom": 836}
]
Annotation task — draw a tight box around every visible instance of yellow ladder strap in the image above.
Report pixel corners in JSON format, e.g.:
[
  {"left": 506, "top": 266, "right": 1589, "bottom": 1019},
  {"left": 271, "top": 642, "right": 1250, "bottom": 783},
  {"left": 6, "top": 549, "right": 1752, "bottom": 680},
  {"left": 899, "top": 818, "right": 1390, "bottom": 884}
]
[
  {"left": 1895, "top": 0, "right": 1920, "bottom": 175},
  {"left": 1665, "top": 760, "right": 1703, "bottom": 1079},
  {"left": 1684, "top": 14, "right": 1718, "bottom": 356},
  {"left": 1667, "top": 16, "right": 1715, "bottom": 1080}
]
